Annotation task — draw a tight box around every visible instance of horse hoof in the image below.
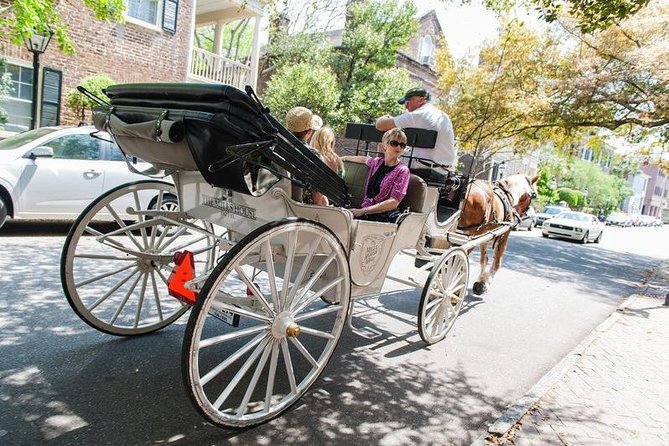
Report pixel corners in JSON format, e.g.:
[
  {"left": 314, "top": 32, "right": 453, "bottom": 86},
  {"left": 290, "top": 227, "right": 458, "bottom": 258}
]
[{"left": 473, "top": 281, "right": 487, "bottom": 295}]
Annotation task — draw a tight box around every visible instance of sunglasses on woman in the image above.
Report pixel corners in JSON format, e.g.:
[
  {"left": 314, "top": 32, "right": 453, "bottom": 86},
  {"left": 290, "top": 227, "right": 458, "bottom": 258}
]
[{"left": 387, "top": 140, "right": 407, "bottom": 149}]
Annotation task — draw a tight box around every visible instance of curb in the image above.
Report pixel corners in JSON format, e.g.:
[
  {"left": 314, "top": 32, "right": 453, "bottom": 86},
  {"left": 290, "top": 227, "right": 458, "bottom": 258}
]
[{"left": 471, "top": 293, "right": 640, "bottom": 446}]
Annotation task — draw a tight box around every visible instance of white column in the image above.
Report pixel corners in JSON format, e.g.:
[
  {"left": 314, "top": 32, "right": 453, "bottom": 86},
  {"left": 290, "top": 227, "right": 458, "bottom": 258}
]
[{"left": 248, "top": 16, "right": 262, "bottom": 90}]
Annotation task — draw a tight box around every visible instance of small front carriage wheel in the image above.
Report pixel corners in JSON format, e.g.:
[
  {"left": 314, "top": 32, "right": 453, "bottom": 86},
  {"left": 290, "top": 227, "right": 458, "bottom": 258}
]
[
  {"left": 418, "top": 248, "right": 469, "bottom": 345},
  {"left": 182, "top": 218, "right": 351, "bottom": 428}
]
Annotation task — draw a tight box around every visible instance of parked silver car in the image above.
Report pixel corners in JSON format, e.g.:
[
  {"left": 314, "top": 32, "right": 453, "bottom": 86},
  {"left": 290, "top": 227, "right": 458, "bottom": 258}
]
[{"left": 534, "top": 205, "right": 569, "bottom": 227}]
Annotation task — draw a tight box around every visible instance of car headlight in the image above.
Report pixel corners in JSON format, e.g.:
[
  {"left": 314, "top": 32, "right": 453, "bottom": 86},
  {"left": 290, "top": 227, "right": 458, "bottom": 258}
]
[{"left": 574, "top": 228, "right": 582, "bottom": 232}]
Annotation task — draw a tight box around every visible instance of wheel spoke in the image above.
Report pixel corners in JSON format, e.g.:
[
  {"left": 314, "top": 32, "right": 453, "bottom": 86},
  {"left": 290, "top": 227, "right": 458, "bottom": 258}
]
[
  {"left": 75, "top": 262, "right": 136, "bottom": 288},
  {"left": 89, "top": 268, "right": 139, "bottom": 311},
  {"left": 264, "top": 341, "right": 280, "bottom": 412},
  {"left": 288, "top": 337, "right": 319, "bottom": 368},
  {"left": 212, "top": 337, "right": 270, "bottom": 410},
  {"left": 134, "top": 273, "right": 149, "bottom": 329},
  {"left": 199, "top": 324, "right": 269, "bottom": 349},
  {"left": 263, "top": 240, "right": 280, "bottom": 312},
  {"left": 237, "top": 341, "right": 273, "bottom": 416},
  {"left": 233, "top": 266, "right": 274, "bottom": 316},
  {"left": 280, "top": 338, "right": 298, "bottom": 394},
  {"left": 109, "top": 272, "right": 143, "bottom": 325},
  {"left": 201, "top": 333, "right": 266, "bottom": 386},
  {"left": 280, "top": 231, "right": 298, "bottom": 310}
]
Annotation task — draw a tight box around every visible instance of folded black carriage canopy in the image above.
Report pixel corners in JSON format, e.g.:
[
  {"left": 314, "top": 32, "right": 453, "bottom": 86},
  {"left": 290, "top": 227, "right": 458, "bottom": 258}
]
[{"left": 93, "top": 83, "right": 350, "bottom": 207}]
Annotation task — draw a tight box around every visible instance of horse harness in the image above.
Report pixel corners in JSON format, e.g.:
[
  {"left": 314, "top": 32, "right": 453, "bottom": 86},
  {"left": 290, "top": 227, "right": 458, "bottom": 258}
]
[{"left": 457, "top": 180, "right": 521, "bottom": 232}]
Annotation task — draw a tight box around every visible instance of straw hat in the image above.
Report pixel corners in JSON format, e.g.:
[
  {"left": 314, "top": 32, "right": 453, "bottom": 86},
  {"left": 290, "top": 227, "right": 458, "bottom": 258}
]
[{"left": 285, "top": 107, "right": 323, "bottom": 133}]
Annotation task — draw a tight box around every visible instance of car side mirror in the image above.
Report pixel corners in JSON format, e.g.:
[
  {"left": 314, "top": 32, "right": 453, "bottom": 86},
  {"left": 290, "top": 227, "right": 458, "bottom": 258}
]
[{"left": 27, "top": 146, "right": 54, "bottom": 159}]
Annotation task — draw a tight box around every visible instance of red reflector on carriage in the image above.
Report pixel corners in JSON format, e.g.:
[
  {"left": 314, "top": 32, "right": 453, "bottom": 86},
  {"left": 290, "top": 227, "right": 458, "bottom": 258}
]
[{"left": 168, "top": 250, "right": 197, "bottom": 305}]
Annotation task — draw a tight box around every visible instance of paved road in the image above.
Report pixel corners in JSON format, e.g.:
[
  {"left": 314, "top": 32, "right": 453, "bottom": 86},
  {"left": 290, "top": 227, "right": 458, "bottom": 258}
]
[{"left": 1, "top": 221, "right": 667, "bottom": 445}]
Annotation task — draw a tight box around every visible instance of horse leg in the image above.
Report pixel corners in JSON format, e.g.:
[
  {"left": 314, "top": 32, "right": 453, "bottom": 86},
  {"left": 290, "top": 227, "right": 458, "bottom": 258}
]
[
  {"left": 487, "top": 232, "right": 511, "bottom": 288},
  {"left": 472, "top": 242, "right": 489, "bottom": 295}
]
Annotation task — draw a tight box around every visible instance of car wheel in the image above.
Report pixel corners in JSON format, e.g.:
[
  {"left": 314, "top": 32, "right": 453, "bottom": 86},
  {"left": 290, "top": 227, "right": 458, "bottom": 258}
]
[
  {"left": 594, "top": 231, "right": 602, "bottom": 244},
  {"left": 0, "top": 196, "right": 7, "bottom": 230},
  {"left": 527, "top": 223, "right": 532, "bottom": 231},
  {"left": 542, "top": 233, "right": 548, "bottom": 238},
  {"left": 580, "top": 231, "right": 589, "bottom": 244}
]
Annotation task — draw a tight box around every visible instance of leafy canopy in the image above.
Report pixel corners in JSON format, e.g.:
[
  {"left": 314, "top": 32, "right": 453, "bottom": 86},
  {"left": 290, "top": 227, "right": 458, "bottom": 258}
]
[{"left": 0, "top": 0, "right": 125, "bottom": 54}]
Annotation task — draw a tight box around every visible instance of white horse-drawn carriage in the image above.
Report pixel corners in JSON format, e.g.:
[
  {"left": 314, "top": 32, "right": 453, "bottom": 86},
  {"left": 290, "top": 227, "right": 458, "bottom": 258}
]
[{"left": 60, "top": 83, "right": 535, "bottom": 428}]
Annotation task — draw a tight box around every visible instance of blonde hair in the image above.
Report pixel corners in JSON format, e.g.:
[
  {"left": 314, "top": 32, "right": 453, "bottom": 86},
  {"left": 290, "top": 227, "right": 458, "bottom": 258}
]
[
  {"left": 311, "top": 126, "right": 344, "bottom": 174},
  {"left": 381, "top": 127, "right": 407, "bottom": 145}
]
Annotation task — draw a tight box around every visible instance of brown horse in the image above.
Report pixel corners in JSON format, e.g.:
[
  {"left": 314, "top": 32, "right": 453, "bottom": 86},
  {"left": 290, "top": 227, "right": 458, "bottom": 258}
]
[{"left": 457, "top": 174, "right": 539, "bottom": 295}]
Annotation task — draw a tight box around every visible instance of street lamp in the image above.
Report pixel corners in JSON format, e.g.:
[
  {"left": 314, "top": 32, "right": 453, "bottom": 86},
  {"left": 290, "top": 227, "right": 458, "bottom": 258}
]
[{"left": 23, "top": 26, "right": 54, "bottom": 130}]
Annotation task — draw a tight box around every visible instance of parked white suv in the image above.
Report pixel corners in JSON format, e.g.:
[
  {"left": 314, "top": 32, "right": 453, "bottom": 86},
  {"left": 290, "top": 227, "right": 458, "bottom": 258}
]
[{"left": 0, "top": 126, "right": 164, "bottom": 229}]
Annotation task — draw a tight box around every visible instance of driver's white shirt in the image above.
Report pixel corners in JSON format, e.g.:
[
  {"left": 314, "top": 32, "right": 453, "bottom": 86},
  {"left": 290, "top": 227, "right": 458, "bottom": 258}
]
[{"left": 393, "top": 103, "right": 456, "bottom": 166}]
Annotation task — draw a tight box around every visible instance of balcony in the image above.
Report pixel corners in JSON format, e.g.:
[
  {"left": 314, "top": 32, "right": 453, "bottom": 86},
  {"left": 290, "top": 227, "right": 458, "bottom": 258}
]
[
  {"left": 189, "top": 0, "right": 265, "bottom": 89},
  {"left": 188, "top": 47, "right": 252, "bottom": 88}
]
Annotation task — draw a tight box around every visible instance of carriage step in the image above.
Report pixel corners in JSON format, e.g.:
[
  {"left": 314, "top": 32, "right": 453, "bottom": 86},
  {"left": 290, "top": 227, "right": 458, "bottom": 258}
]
[{"left": 168, "top": 250, "right": 197, "bottom": 305}]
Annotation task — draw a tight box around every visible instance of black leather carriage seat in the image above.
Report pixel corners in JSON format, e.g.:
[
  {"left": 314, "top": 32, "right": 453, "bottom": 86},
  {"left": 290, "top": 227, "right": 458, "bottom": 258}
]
[{"left": 342, "top": 160, "right": 426, "bottom": 214}]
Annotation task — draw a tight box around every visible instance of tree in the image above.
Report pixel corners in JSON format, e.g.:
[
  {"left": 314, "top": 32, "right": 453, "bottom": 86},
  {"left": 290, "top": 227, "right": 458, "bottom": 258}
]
[
  {"left": 263, "top": 63, "right": 341, "bottom": 127},
  {"left": 436, "top": 3, "right": 669, "bottom": 171},
  {"left": 331, "top": 0, "right": 418, "bottom": 96},
  {"left": 0, "top": 58, "right": 11, "bottom": 125},
  {"left": 262, "top": 0, "right": 419, "bottom": 131},
  {"left": 66, "top": 74, "right": 115, "bottom": 123},
  {"left": 455, "top": 0, "right": 651, "bottom": 33},
  {"left": 0, "top": 0, "right": 125, "bottom": 55}
]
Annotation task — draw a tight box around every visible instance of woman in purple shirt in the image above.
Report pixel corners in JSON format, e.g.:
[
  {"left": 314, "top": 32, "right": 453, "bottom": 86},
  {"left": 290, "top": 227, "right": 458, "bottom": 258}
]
[{"left": 342, "top": 128, "right": 411, "bottom": 222}]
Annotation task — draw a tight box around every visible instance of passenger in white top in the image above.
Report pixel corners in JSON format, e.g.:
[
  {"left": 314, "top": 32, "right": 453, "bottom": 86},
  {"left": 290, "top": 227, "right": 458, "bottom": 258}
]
[{"left": 375, "top": 87, "right": 456, "bottom": 168}]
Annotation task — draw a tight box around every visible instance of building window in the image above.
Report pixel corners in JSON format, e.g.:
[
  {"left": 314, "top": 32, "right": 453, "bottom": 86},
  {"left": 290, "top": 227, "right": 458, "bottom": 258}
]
[
  {"left": 127, "top": 0, "right": 163, "bottom": 27},
  {"left": 1, "top": 62, "right": 33, "bottom": 132},
  {"left": 418, "top": 35, "right": 434, "bottom": 67}
]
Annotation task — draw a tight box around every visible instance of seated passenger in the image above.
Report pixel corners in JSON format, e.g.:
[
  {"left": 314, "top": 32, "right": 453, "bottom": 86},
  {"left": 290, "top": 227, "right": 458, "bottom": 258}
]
[
  {"left": 285, "top": 106, "right": 328, "bottom": 206},
  {"left": 341, "top": 128, "right": 411, "bottom": 222},
  {"left": 311, "top": 126, "right": 345, "bottom": 178}
]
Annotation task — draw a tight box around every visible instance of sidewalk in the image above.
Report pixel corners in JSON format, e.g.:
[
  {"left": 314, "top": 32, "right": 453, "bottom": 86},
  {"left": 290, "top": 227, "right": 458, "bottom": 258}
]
[{"left": 481, "top": 259, "right": 669, "bottom": 446}]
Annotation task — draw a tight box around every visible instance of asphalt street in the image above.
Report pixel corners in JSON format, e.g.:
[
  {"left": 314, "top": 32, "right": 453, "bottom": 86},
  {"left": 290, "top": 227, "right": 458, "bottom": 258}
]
[{"left": 1, "top": 221, "right": 667, "bottom": 445}]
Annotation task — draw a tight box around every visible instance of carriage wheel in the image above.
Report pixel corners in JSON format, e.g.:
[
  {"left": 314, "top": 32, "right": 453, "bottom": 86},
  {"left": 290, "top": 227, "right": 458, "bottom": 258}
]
[
  {"left": 61, "top": 180, "right": 224, "bottom": 336},
  {"left": 183, "top": 218, "right": 350, "bottom": 428},
  {"left": 418, "top": 248, "right": 469, "bottom": 345}
]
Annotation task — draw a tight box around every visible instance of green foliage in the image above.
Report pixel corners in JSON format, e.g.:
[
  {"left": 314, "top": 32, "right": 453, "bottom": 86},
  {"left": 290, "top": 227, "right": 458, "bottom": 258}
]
[
  {"left": 0, "top": 58, "right": 11, "bottom": 125},
  {"left": 195, "top": 19, "right": 255, "bottom": 62},
  {"left": 66, "top": 74, "right": 115, "bottom": 123},
  {"left": 267, "top": 31, "right": 333, "bottom": 70},
  {"left": 263, "top": 63, "right": 340, "bottom": 129},
  {"left": 345, "top": 68, "right": 415, "bottom": 125},
  {"left": 262, "top": 0, "right": 419, "bottom": 132},
  {"left": 555, "top": 187, "right": 581, "bottom": 208},
  {"left": 536, "top": 0, "right": 651, "bottom": 33},
  {"left": 462, "top": 0, "right": 650, "bottom": 33},
  {"left": 0, "top": 0, "right": 125, "bottom": 55},
  {"left": 332, "top": 0, "right": 418, "bottom": 103}
]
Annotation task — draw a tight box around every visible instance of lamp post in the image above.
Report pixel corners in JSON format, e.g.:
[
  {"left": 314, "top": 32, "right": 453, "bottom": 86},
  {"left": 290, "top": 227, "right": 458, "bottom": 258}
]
[
  {"left": 23, "top": 26, "right": 54, "bottom": 130},
  {"left": 497, "top": 161, "right": 507, "bottom": 180},
  {"left": 583, "top": 187, "right": 589, "bottom": 210}
]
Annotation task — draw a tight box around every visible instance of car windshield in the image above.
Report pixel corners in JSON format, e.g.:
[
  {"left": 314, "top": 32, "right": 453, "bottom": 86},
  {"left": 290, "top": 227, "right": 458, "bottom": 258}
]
[
  {"left": 545, "top": 207, "right": 564, "bottom": 215},
  {"left": 558, "top": 212, "right": 589, "bottom": 222},
  {"left": 0, "top": 128, "right": 58, "bottom": 151}
]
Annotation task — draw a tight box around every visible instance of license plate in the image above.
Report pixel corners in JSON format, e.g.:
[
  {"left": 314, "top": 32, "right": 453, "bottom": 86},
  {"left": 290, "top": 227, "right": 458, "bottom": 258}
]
[{"left": 209, "top": 308, "right": 240, "bottom": 327}]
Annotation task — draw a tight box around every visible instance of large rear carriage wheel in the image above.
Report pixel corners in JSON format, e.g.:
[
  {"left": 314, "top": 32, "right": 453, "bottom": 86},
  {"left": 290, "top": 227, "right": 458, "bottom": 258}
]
[
  {"left": 61, "top": 181, "right": 225, "bottom": 336},
  {"left": 418, "top": 248, "right": 469, "bottom": 344},
  {"left": 182, "top": 218, "right": 350, "bottom": 428}
]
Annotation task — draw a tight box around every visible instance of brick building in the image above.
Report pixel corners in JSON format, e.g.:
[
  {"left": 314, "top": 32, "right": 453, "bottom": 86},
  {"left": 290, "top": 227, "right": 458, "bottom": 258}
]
[{"left": 0, "top": 0, "right": 265, "bottom": 131}]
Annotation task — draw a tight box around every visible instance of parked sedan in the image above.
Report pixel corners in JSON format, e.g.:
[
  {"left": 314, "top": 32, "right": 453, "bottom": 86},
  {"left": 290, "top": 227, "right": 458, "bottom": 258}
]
[
  {"left": 542, "top": 211, "right": 604, "bottom": 244},
  {"left": 0, "top": 126, "right": 163, "bottom": 229},
  {"left": 605, "top": 212, "right": 631, "bottom": 227},
  {"left": 513, "top": 205, "right": 536, "bottom": 231},
  {"left": 534, "top": 205, "right": 569, "bottom": 227}
]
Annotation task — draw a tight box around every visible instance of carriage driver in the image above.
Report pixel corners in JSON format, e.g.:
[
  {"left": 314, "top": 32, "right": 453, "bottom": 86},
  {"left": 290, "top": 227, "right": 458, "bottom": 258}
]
[{"left": 375, "top": 87, "right": 456, "bottom": 184}]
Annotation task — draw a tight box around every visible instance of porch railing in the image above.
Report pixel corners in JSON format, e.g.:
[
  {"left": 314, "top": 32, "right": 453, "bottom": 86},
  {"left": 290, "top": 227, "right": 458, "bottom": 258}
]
[{"left": 188, "top": 47, "right": 252, "bottom": 89}]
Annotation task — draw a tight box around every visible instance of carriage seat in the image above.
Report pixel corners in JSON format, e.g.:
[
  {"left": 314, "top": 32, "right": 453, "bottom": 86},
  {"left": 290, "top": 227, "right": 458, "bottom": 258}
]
[{"left": 342, "top": 160, "right": 427, "bottom": 214}]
